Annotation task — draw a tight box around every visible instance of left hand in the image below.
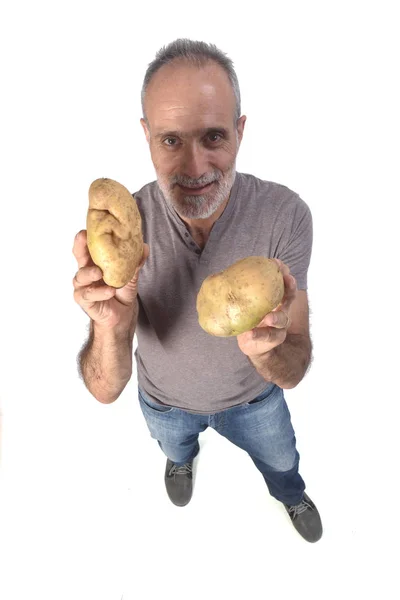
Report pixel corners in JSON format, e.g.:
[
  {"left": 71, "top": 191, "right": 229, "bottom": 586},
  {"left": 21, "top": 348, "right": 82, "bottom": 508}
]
[{"left": 237, "top": 259, "right": 297, "bottom": 359}]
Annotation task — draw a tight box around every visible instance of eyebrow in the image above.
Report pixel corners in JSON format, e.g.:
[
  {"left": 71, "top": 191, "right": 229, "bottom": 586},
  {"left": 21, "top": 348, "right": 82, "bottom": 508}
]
[{"left": 155, "top": 127, "right": 229, "bottom": 140}]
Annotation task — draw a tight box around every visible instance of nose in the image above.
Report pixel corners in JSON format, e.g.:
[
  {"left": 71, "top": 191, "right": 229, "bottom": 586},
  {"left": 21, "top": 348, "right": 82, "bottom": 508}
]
[{"left": 180, "top": 142, "right": 209, "bottom": 180}]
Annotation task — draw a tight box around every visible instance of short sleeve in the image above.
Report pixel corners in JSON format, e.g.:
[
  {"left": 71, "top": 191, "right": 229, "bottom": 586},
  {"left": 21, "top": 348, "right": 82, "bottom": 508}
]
[{"left": 276, "top": 195, "right": 313, "bottom": 291}]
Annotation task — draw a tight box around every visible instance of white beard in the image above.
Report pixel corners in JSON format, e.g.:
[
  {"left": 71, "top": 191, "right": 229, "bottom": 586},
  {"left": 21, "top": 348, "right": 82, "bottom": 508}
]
[{"left": 157, "top": 163, "right": 237, "bottom": 220}]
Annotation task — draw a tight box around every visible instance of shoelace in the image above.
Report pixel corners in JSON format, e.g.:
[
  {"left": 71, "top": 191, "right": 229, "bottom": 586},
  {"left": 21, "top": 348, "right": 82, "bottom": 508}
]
[
  {"left": 169, "top": 463, "right": 192, "bottom": 477},
  {"left": 287, "top": 498, "right": 312, "bottom": 518}
]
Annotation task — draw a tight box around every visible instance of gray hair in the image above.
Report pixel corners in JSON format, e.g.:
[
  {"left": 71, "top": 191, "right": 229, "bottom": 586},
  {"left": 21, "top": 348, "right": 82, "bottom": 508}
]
[{"left": 141, "top": 38, "right": 241, "bottom": 126}]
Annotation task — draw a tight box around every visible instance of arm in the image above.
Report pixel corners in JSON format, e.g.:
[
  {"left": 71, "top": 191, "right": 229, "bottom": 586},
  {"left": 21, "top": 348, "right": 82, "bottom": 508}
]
[
  {"left": 242, "top": 195, "right": 314, "bottom": 388},
  {"left": 78, "top": 298, "right": 139, "bottom": 403},
  {"left": 249, "top": 332, "right": 312, "bottom": 389},
  {"left": 238, "top": 275, "right": 313, "bottom": 389}
]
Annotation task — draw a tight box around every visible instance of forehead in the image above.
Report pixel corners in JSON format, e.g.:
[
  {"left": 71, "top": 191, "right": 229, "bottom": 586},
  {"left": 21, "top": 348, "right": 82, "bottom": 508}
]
[{"left": 145, "top": 61, "right": 236, "bottom": 132}]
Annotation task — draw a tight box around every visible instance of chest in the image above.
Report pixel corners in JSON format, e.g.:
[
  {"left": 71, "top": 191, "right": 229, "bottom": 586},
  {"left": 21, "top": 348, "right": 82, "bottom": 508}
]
[{"left": 190, "top": 231, "right": 210, "bottom": 251}]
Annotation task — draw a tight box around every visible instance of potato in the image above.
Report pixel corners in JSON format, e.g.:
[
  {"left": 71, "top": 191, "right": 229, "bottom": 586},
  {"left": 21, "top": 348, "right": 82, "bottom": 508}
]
[
  {"left": 196, "top": 256, "right": 284, "bottom": 337},
  {"left": 86, "top": 178, "right": 144, "bottom": 288}
]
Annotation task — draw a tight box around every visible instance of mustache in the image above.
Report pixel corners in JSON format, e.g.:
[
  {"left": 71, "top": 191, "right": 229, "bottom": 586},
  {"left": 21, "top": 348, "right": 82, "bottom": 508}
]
[{"left": 171, "top": 174, "right": 221, "bottom": 188}]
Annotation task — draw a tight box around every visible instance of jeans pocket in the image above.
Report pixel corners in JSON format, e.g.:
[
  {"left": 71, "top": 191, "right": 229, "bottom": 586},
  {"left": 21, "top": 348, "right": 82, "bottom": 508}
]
[
  {"left": 138, "top": 388, "right": 175, "bottom": 413},
  {"left": 245, "top": 383, "right": 277, "bottom": 406}
]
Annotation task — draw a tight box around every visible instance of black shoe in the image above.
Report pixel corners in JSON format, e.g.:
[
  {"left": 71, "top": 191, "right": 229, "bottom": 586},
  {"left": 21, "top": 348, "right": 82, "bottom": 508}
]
[
  {"left": 284, "top": 492, "right": 323, "bottom": 543},
  {"left": 164, "top": 458, "right": 194, "bottom": 507}
]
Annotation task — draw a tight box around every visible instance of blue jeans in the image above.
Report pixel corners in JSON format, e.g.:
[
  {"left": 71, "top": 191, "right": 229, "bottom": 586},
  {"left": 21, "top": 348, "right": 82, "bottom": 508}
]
[{"left": 138, "top": 383, "right": 305, "bottom": 506}]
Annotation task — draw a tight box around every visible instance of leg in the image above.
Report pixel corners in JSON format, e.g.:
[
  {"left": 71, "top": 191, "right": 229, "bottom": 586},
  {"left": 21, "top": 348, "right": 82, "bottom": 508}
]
[
  {"left": 138, "top": 387, "right": 207, "bottom": 466},
  {"left": 215, "top": 384, "right": 305, "bottom": 505}
]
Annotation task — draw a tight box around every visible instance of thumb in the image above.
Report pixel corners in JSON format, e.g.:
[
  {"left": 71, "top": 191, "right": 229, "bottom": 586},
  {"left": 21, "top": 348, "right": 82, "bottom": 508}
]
[
  {"left": 138, "top": 243, "right": 150, "bottom": 269},
  {"left": 129, "top": 243, "right": 150, "bottom": 283},
  {"left": 115, "top": 243, "right": 150, "bottom": 304},
  {"left": 251, "top": 326, "right": 273, "bottom": 341}
]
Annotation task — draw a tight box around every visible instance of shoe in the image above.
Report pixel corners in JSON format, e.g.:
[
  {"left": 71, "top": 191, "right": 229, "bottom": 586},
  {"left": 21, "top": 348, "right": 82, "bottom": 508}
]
[
  {"left": 284, "top": 492, "right": 323, "bottom": 543},
  {"left": 164, "top": 458, "right": 194, "bottom": 507}
]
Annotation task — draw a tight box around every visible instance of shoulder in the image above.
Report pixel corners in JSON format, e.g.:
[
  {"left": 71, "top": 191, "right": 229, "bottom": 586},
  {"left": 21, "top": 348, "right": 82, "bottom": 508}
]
[
  {"left": 238, "top": 172, "right": 311, "bottom": 220},
  {"left": 238, "top": 172, "right": 308, "bottom": 206},
  {"left": 131, "top": 179, "right": 159, "bottom": 204}
]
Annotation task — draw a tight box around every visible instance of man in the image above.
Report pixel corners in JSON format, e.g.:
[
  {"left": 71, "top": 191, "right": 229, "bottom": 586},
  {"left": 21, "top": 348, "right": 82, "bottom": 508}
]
[{"left": 73, "top": 39, "right": 322, "bottom": 543}]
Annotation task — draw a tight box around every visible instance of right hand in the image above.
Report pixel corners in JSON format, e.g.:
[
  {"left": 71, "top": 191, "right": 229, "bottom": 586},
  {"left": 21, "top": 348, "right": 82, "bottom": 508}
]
[{"left": 72, "top": 230, "right": 150, "bottom": 329}]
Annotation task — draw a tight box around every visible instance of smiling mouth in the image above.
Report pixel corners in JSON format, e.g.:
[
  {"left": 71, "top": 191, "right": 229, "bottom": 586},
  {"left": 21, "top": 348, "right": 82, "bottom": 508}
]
[{"left": 178, "top": 182, "right": 215, "bottom": 194}]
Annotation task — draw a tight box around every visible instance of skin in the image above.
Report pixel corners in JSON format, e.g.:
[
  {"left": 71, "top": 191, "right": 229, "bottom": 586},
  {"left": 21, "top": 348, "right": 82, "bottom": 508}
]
[
  {"left": 237, "top": 259, "right": 312, "bottom": 389},
  {"left": 140, "top": 59, "right": 246, "bottom": 243},
  {"left": 237, "top": 258, "right": 297, "bottom": 357},
  {"left": 139, "top": 58, "right": 310, "bottom": 382},
  {"left": 72, "top": 58, "right": 311, "bottom": 399},
  {"left": 73, "top": 230, "right": 150, "bottom": 329}
]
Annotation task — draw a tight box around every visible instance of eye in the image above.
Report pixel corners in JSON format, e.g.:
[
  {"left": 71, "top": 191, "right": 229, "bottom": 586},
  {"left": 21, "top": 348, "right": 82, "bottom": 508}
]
[
  {"left": 163, "top": 137, "right": 178, "bottom": 146},
  {"left": 207, "top": 133, "right": 223, "bottom": 143}
]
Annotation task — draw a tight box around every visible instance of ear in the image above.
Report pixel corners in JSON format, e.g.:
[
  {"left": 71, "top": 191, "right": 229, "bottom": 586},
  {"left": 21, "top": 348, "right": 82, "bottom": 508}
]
[
  {"left": 237, "top": 115, "right": 246, "bottom": 144},
  {"left": 140, "top": 118, "right": 150, "bottom": 143}
]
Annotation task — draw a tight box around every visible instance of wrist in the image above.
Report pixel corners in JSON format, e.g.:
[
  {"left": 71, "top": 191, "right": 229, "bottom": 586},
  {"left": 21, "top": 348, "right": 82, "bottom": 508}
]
[
  {"left": 92, "top": 319, "right": 131, "bottom": 343},
  {"left": 248, "top": 348, "right": 274, "bottom": 366},
  {"left": 92, "top": 298, "right": 138, "bottom": 341}
]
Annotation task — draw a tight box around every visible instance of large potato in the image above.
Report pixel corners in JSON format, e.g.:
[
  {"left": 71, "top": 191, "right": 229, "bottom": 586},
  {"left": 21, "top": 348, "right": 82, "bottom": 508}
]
[
  {"left": 86, "top": 178, "right": 144, "bottom": 288},
  {"left": 196, "top": 256, "right": 284, "bottom": 337}
]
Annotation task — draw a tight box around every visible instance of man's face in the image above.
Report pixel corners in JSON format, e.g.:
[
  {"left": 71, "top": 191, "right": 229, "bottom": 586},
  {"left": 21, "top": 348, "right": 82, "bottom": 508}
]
[{"left": 141, "top": 61, "right": 246, "bottom": 221}]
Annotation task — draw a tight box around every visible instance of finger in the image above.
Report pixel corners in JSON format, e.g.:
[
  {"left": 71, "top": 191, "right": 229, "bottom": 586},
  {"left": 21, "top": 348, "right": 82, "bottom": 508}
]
[
  {"left": 260, "top": 310, "right": 291, "bottom": 329},
  {"left": 74, "top": 284, "right": 116, "bottom": 305},
  {"left": 72, "top": 230, "right": 95, "bottom": 270},
  {"left": 272, "top": 258, "right": 291, "bottom": 277},
  {"left": 279, "top": 273, "right": 297, "bottom": 311},
  {"left": 259, "top": 273, "right": 296, "bottom": 326},
  {"left": 73, "top": 265, "right": 104, "bottom": 289},
  {"left": 251, "top": 326, "right": 286, "bottom": 345},
  {"left": 121, "top": 243, "right": 149, "bottom": 289},
  {"left": 272, "top": 272, "right": 297, "bottom": 310},
  {"left": 137, "top": 243, "right": 150, "bottom": 271}
]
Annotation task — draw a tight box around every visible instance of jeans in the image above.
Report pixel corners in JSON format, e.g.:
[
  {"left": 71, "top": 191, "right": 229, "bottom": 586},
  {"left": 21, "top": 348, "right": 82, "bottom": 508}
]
[{"left": 138, "top": 383, "right": 305, "bottom": 506}]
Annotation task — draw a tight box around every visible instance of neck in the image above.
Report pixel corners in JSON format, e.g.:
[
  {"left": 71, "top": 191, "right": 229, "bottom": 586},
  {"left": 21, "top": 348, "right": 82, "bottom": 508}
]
[{"left": 179, "top": 194, "right": 230, "bottom": 237}]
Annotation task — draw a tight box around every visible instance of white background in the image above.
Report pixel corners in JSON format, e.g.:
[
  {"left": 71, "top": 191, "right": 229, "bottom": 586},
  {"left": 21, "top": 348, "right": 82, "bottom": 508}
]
[{"left": 1, "top": 1, "right": 399, "bottom": 599}]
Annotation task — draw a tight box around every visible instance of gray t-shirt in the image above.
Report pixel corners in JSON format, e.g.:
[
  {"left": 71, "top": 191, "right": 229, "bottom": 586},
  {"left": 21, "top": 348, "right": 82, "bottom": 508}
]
[{"left": 133, "top": 171, "right": 313, "bottom": 414}]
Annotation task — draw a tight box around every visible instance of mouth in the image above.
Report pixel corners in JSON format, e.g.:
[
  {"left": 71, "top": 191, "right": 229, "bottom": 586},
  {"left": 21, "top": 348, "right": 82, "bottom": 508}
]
[{"left": 178, "top": 181, "right": 215, "bottom": 195}]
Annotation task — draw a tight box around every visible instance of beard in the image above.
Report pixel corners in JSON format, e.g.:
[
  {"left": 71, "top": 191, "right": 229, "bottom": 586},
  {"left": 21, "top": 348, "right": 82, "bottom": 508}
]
[{"left": 156, "top": 162, "right": 237, "bottom": 220}]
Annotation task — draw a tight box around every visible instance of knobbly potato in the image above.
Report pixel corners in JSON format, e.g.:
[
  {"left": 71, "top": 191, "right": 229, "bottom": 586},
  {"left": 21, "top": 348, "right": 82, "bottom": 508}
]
[
  {"left": 86, "top": 178, "right": 144, "bottom": 288},
  {"left": 196, "top": 256, "right": 284, "bottom": 337}
]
